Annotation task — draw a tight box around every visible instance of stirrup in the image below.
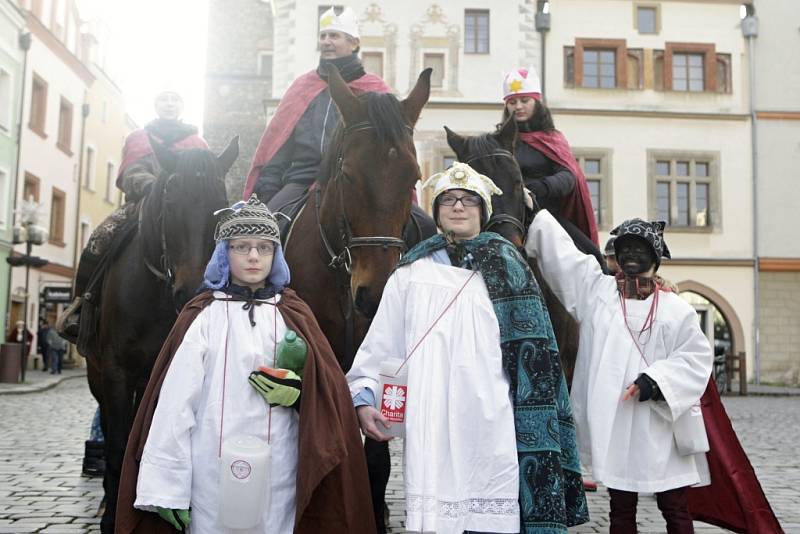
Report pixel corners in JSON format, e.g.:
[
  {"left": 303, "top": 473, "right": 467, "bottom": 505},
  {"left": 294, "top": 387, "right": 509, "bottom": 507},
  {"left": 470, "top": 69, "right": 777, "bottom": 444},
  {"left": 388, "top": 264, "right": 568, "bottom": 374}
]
[{"left": 55, "top": 296, "right": 82, "bottom": 342}]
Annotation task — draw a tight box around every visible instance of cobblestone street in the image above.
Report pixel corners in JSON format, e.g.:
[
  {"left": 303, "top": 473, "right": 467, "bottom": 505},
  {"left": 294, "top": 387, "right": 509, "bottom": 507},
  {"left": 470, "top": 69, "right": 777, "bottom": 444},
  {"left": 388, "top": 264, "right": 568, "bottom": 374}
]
[{"left": 0, "top": 379, "right": 798, "bottom": 533}]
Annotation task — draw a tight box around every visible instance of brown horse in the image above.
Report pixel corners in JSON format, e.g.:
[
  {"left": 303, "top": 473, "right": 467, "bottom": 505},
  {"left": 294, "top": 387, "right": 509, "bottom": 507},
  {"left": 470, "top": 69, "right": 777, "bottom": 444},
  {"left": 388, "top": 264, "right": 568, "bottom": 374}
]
[
  {"left": 84, "top": 142, "right": 237, "bottom": 533},
  {"left": 444, "top": 118, "right": 581, "bottom": 383},
  {"left": 284, "top": 65, "right": 432, "bottom": 370},
  {"left": 282, "top": 65, "right": 432, "bottom": 534}
]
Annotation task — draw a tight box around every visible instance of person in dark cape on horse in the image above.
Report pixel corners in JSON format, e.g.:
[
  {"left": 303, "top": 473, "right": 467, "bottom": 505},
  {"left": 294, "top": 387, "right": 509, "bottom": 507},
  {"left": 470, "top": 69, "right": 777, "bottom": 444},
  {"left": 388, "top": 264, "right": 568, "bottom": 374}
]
[
  {"left": 500, "top": 67, "right": 604, "bottom": 268},
  {"left": 57, "top": 89, "right": 208, "bottom": 341},
  {"left": 116, "top": 194, "right": 374, "bottom": 534},
  {"left": 244, "top": 6, "right": 390, "bottom": 210},
  {"left": 525, "top": 203, "right": 784, "bottom": 533},
  {"left": 347, "top": 163, "right": 588, "bottom": 534}
]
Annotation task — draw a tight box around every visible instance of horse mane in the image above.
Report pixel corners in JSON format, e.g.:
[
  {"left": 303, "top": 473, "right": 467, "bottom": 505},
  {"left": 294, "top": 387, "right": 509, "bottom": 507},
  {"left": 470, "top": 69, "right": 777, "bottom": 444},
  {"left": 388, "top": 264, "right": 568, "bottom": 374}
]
[
  {"left": 164, "top": 149, "right": 226, "bottom": 202},
  {"left": 140, "top": 148, "right": 227, "bottom": 259},
  {"left": 462, "top": 132, "right": 513, "bottom": 178},
  {"left": 319, "top": 91, "right": 410, "bottom": 187}
]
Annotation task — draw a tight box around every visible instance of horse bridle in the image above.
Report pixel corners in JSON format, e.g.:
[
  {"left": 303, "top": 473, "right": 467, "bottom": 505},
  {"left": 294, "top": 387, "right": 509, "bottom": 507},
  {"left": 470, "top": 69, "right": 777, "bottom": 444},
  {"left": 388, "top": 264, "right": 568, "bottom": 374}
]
[
  {"left": 316, "top": 120, "right": 411, "bottom": 275},
  {"left": 464, "top": 149, "right": 529, "bottom": 238},
  {"left": 140, "top": 174, "right": 176, "bottom": 290}
]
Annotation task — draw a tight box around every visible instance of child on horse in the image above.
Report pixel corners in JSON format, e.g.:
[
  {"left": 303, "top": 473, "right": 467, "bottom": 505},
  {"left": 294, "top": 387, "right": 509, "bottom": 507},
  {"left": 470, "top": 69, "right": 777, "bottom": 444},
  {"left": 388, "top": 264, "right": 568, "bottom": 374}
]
[{"left": 116, "top": 194, "right": 374, "bottom": 534}]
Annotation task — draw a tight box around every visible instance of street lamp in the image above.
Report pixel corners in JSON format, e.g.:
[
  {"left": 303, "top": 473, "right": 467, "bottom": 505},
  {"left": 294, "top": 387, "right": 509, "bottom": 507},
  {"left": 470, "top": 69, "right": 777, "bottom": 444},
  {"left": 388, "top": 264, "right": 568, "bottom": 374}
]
[{"left": 7, "top": 200, "right": 48, "bottom": 383}]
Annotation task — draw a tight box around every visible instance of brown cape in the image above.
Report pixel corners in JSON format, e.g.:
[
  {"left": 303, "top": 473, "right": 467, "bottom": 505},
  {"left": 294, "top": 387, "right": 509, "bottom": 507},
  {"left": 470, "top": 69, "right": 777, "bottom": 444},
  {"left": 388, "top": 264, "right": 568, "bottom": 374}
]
[{"left": 116, "top": 289, "right": 375, "bottom": 533}]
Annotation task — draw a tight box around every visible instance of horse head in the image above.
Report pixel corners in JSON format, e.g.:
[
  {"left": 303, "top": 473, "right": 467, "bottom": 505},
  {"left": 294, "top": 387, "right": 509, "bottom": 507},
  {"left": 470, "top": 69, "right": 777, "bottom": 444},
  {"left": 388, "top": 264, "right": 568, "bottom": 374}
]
[
  {"left": 444, "top": 117, "right": 528, "bottom": 248},
  {"left": 321, "top": 65, "right": 431, "bottom": 318},
  {"left": 148, "top": 137, "right": 238, "bottom": 310}
]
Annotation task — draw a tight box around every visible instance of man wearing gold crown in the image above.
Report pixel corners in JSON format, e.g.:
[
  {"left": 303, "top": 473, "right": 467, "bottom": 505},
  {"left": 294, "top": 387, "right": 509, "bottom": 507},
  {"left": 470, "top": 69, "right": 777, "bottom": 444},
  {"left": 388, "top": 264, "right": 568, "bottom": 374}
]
[
  {"left": 115, "top": 195, "right": 374, "bottom": 534},
  {"left": 243, "top": 6, "right": 390, "bottom": 210},
  {"left": 347, "top": 163, "right": 588, "bottom": 534}
]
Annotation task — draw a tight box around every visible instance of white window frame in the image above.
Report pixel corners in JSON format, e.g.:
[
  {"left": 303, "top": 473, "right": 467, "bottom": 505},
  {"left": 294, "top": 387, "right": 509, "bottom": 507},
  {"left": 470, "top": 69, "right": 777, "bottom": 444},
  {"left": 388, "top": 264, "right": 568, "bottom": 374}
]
[
  {"left": 647, "top": 150, "right": 720, "bottom": 232},
  {"left": 0, "top": 167, "right": 8, "bottom": 229},
  {"left": 105, "top": 160, "right": 116, "bottom": 203},
  {"left": 573, "top": 148, "right": 613, "bottom": 230},
  {"left": 422, "top": 50, "right": 448, "bottom": 90},
  {"left": 0, "top": 67, "right": 12, "bottom": 132},
  {"left": 84, "top": 144, "right": 96, "bottom": 191}
]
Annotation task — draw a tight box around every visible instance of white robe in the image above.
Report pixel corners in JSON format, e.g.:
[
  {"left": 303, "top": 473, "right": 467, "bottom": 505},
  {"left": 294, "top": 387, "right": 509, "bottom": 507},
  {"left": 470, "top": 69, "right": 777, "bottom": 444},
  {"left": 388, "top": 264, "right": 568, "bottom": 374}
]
[
  {"left": 135, "top": 293, "right": 299, "bottom": 534},
  {"left": 347, "top": 256, "right": 520, "bottom": 534},
  {"left": 525, "top": 211, "right": 712, "bottom": 493}
]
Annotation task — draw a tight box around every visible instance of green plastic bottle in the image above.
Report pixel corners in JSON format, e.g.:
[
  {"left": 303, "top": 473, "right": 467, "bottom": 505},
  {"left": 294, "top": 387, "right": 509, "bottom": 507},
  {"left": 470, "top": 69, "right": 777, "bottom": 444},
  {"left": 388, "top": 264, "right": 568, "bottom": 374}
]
[{"left": 276, "top": 330, "right": 308, "bottom": 377}]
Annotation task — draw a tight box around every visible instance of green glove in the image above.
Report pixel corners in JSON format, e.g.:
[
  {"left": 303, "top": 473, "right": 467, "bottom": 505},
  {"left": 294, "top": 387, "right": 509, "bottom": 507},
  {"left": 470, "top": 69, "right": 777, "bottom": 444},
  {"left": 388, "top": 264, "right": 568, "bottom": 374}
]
[
  {"left": 157, "top": 507, "right": 190, "bottom": 531},
  {"left": 249, "top": 367, "right": 302, "bottom": 408}
]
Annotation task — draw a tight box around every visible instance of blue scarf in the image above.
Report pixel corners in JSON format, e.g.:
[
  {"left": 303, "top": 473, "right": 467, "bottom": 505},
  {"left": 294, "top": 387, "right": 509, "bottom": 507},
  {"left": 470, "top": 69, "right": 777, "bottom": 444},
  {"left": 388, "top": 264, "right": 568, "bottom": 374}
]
[{"left": 400, "top": 232, "right": 589, "bottom": 533}]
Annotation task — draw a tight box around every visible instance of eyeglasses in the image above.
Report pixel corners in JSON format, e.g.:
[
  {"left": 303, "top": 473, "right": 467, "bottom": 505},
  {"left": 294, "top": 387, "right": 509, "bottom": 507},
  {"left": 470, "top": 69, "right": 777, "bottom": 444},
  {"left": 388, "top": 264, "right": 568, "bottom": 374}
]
[
  {"left": 229, "top": 243, "right": 275, "bottom": 256},
  {"left": 438, "top": 194, "right": 482, "bottom": 207}
]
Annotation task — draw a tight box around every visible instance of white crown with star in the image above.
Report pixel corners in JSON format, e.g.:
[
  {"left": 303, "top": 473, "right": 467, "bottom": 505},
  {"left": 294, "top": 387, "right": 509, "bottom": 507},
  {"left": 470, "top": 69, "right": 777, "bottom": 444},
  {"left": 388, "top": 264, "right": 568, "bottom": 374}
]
[
  {"left": 319, "top": 6, "right": 360, "bottom": 39},
  {"left": 423, "top": 162, "right": 503, "bottom": 220},
  {"left": 502, "top": 67, "right": 542, "bottom": 101}
]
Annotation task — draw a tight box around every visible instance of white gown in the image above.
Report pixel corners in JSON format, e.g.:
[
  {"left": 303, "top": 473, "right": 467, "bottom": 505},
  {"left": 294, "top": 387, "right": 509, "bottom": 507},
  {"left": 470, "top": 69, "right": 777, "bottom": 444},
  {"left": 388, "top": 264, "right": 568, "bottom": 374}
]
[
  {"left": 135, "top": 292, "right": 299, "bottom": 534},
  {"left": 347, "top": 256, "right": 521, "bottom": 534},
  {"left": 525, "top": 211, "right": 712, "bottom": 493}
]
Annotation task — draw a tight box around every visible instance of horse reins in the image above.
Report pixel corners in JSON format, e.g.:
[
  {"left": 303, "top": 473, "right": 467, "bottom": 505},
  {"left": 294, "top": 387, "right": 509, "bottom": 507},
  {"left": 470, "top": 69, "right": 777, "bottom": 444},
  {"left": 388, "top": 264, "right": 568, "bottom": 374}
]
[
  {"left": 139, "top": 174, "right": 176, "bottom": 291},
  {"left": 316, "top": 120, "right": 410, "bottom": 274},
  {"left": 314, "top": 119, "right": 413, "bottom": 367}
]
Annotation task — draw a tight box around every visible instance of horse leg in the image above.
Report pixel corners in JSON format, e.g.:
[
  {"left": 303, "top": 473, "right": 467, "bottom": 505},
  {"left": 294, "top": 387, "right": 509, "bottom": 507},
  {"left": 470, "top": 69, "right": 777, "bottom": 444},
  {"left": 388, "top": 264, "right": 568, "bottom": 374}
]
[
  {"left": 99, "top": 364, "right": 135, "bottom": 534},
  {"left": 365, "top": 437, "right": 391, "bottom": 534}
]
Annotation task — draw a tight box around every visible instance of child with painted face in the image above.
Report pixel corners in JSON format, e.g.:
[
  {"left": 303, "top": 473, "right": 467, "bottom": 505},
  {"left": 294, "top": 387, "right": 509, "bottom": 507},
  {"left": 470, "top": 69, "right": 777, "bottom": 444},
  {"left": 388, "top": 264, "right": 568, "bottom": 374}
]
[
  {"left": 525, "top": 207, "right": 713, "bottom": 534},
  {"left": 122, "top": 195, "right": 374, "bottom": 534}
]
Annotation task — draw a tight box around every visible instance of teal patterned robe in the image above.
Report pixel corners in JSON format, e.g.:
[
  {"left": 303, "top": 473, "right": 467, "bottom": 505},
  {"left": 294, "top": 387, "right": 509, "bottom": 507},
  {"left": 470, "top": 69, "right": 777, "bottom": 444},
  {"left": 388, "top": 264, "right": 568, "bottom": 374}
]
[{"left": 400, "top": 232, "right": 589, "bottom": 533}]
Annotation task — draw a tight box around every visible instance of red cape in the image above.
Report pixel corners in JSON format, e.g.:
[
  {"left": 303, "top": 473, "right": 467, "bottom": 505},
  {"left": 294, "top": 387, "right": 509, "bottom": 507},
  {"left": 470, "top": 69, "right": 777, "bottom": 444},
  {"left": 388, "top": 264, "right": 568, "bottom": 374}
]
[
  {"left": 243, "top": 70, "right": 391, "bottom": 199},
  {"left": 519, "top": 130, "right": 599, "bottom": 246},
  {"left": 118, "top": 128, "right": 208, "bottom": 180},
  {"left": 688, "top": 380, "right": 784, "bottom": 533}
]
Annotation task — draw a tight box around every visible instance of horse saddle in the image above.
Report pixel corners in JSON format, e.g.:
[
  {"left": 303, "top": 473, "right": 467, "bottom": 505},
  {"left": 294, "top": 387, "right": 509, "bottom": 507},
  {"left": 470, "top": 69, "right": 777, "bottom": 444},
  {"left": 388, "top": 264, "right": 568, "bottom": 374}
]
[
  {"left": 77, "top": 215, "right": 139, "bottom": 357},
  {"left": 273, "top": 190, "right": 310, "bottom": 247}
]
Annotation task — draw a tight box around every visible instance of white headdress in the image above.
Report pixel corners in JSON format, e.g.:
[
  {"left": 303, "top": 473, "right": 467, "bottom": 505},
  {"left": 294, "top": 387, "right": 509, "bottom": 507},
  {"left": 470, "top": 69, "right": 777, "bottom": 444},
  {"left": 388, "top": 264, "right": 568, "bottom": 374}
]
[
  {"left": 319, "top": 6, "right": 360, "bottom": 39},
  {"left": 502, "top": 67, "right": 542, "bottom": 101},
  {"left": 422, "top": 162, "right": 503, "bottom": 220}
]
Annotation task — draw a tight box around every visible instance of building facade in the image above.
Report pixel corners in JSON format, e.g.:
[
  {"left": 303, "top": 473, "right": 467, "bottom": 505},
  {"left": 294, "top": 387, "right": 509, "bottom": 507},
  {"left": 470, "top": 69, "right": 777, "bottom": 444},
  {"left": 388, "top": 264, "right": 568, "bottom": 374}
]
[
  {"left": 77, "top": 59, "right": 136, "bottom": 273},
  {"left": 0, "top": 0, "right": 26, "bottom": 341},
  {"left": 204, "top": 0, "right": 274, "bottom": 199},
  {"left": 204, "top": 0, "right": 781, "bottom": 381},
  {"left": 752, "top": 0, "right": 800, "bottom": 384}
]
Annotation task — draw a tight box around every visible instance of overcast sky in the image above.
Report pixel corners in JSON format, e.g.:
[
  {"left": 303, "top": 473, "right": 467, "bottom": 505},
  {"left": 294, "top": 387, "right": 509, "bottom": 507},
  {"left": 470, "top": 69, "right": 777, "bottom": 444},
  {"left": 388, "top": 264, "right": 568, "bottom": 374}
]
[{"left": 76, "top": 0, "right": 210, "bottom": 129}]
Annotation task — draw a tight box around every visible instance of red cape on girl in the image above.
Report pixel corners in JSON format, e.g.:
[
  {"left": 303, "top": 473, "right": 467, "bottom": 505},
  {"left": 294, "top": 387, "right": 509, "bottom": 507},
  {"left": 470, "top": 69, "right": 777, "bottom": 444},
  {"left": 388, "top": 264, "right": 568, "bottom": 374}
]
[
  {"left": 688, "top": 380, "right": 784, "bottom": 533},
  {"left": 243, "top": 70, "right": 390, "bottom": 199},
  {"left": 518, "top": 130, "right": 599, "bottom": 246}
]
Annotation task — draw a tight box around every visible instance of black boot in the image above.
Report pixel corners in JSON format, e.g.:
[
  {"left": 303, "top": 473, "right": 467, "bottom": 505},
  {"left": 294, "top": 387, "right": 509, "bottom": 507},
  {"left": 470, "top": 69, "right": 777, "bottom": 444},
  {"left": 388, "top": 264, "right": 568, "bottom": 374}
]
[
  {"left": 56, "top": 248, "right": 101, "bottom": 344},
  {"left": 82, "top": 440, "right": 106, "bottom": 477}
]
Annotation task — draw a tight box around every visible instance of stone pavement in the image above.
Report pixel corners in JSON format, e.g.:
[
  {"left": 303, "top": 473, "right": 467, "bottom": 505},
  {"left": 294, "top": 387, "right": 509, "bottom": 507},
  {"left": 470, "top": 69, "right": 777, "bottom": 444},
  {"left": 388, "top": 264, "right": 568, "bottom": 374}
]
[
  {"left": 0, "top": 368, "right": 86, "bottom": 396},
  {"left": 0, "top": 379, "right": 101, "bottom": 533},
  {"left": 0, "top": 378, "right": 798, "bottom": 533},
  {"left": 385, "top": 395, "right": 800, "bottom": 533}
]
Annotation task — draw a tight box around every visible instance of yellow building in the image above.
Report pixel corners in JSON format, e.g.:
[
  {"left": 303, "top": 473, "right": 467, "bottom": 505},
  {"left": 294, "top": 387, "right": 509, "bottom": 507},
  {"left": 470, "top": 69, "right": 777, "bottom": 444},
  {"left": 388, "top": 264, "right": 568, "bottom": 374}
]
[
  {"left": 63, "top": 63, "right": 135, "bottom": 367},
  {"left": 76, "top": 65, "right": 135, "bottom": 262}
]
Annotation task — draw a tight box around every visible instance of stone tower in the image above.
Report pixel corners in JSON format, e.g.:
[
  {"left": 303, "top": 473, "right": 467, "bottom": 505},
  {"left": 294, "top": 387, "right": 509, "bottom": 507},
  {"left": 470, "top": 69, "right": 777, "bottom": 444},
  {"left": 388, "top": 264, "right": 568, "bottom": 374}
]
[{"left": 203, "top": 0, "right": 274, "bottom": 199}]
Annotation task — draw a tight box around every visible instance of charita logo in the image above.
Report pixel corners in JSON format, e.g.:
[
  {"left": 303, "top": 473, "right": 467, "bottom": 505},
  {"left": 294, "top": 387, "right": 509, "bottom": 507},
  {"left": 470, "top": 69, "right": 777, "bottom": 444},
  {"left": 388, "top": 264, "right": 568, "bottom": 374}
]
[{"left": 230, "top": 459, "right": 252, "bottom": 480}]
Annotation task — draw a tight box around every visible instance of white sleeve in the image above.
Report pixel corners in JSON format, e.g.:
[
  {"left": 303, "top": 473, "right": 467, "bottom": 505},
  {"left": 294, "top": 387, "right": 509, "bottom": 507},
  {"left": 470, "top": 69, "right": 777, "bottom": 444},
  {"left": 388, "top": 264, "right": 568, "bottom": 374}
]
[
  {"left": 134, "top": 312, "right": 208, "bottom": 510},
  {"left": 644, "top": 304, "right": 713, "bottom": 422},
  {"left": 346, "top": 268, "right": 408, "bottom": 401},
  {"left": 524, "top": 210, "right": 610, "bottom": 322}
]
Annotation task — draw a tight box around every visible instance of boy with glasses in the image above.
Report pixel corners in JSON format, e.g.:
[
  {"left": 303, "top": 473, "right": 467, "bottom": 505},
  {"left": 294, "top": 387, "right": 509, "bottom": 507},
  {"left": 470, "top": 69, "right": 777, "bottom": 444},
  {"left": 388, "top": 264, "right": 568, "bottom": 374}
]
[
  {"left": 117, "top": 194, "right": 374, "bottom": 534},
  {"left": 347, "top": 163, "right": 588, "bottom": 534}
]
